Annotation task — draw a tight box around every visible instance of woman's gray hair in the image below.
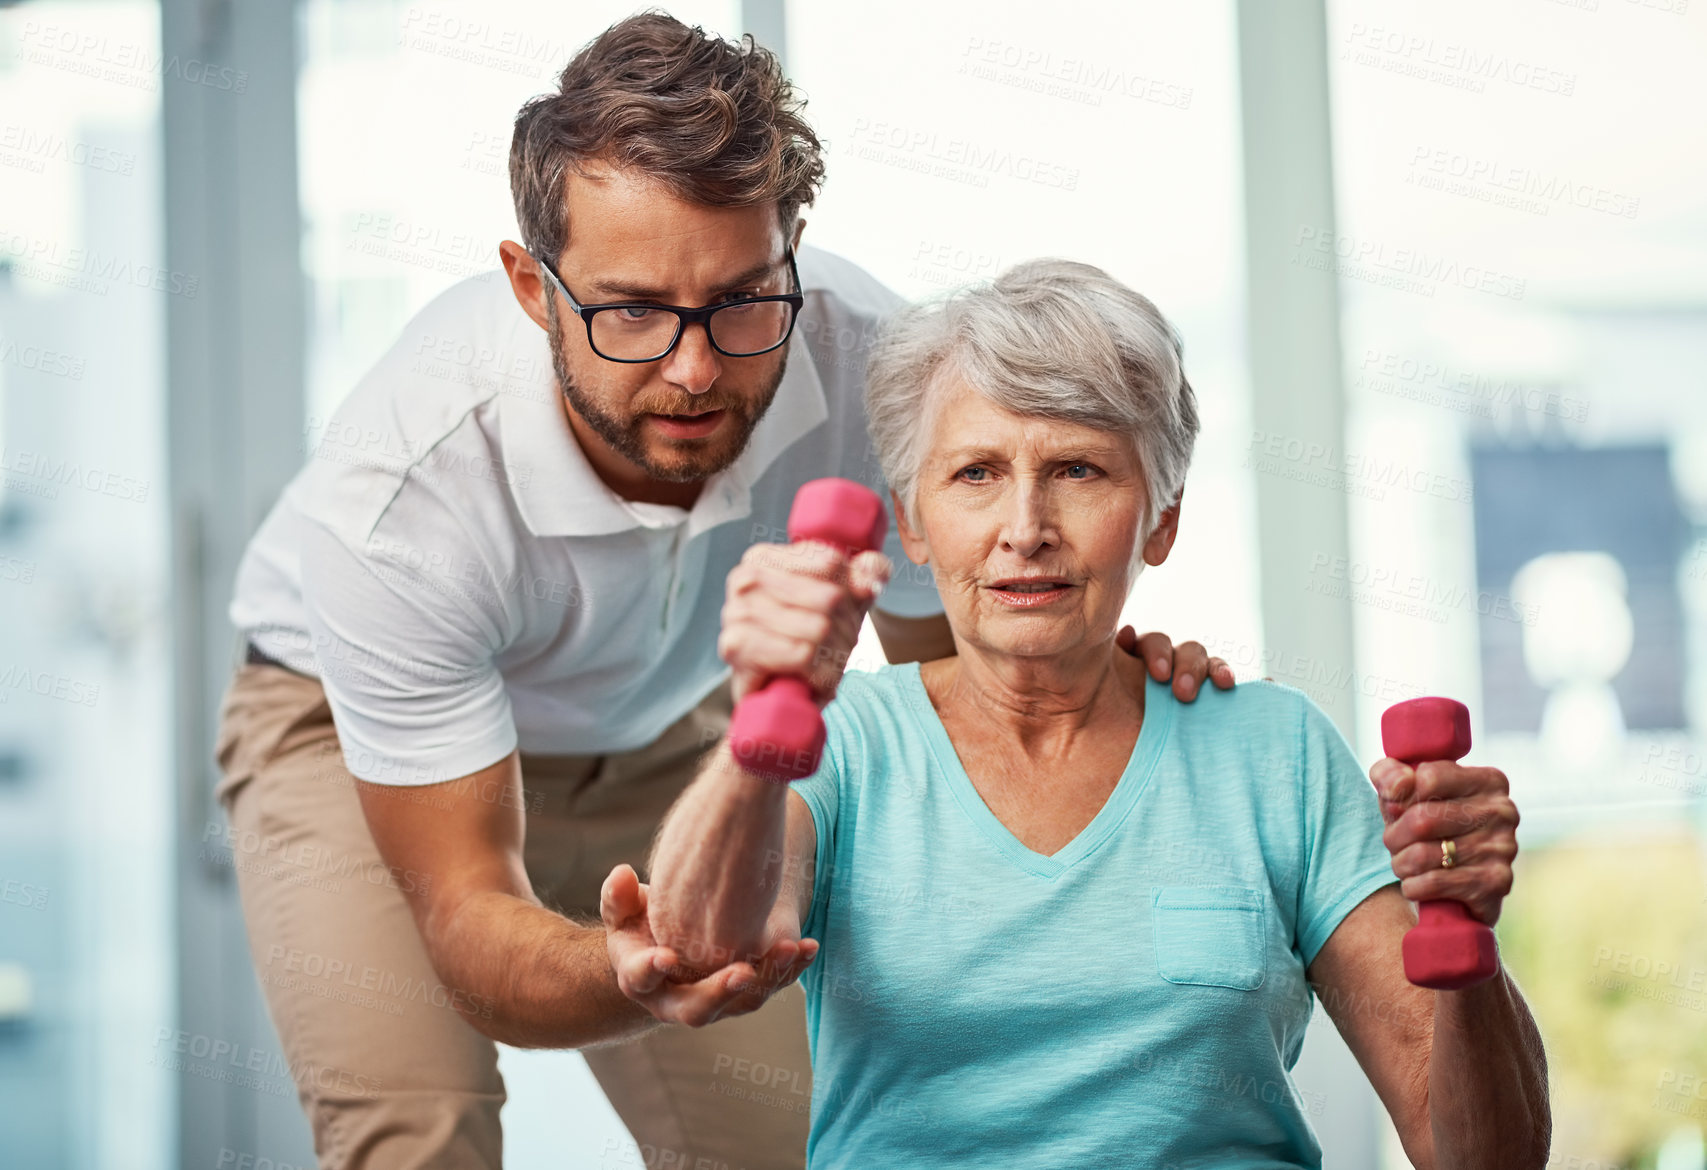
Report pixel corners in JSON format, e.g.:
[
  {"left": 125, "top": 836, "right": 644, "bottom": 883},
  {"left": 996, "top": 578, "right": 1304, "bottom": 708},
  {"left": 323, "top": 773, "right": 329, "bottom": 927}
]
[{"left": 864, "top": 258, "right": 1200, "bottom": 542}]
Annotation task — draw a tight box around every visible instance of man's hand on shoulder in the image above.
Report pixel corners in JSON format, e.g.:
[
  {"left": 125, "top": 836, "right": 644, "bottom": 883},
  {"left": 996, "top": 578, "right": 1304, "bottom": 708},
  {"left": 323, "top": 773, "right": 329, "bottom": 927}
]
[{"left": 1116, "top": 628, "right": 1235, "bottom": 702}]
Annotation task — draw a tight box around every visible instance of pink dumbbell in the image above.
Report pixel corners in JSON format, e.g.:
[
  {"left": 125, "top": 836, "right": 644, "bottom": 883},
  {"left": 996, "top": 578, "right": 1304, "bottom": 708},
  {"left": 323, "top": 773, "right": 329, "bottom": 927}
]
[
  {"left": 1380, "top": 697, "right": 1499, "bottom": 990},
  {"left": 726, "top": 478, "right": 888, "bottom": 782}
]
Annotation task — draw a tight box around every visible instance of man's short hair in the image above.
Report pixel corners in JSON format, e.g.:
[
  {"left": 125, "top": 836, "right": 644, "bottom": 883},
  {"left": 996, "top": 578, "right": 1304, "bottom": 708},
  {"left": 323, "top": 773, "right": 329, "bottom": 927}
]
[{"left": 510, "top": 9, "right": 825, "bottom": 260}]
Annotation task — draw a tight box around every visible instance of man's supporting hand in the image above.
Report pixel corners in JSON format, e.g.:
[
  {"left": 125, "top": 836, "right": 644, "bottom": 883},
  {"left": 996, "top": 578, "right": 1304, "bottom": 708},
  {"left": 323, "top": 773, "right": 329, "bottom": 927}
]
[{"left": 602, "top": 863, "right": 818, "bottom": 1029}]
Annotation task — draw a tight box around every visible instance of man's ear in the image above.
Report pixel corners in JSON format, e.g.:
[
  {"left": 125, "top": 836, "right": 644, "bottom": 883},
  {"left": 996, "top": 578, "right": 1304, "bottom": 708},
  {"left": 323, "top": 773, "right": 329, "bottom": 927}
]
[
  {"left": 790, "top": 215, "right": 806, "bottom": 252},
  {"left": 891, "top": 488, "right": 930, "bottom": 566},
  {"left": 499, "top": 239, "right": 553, "bottom": 332},
  {"left": 1142, "top": 490, "right": 1183, "bottom": 567}
]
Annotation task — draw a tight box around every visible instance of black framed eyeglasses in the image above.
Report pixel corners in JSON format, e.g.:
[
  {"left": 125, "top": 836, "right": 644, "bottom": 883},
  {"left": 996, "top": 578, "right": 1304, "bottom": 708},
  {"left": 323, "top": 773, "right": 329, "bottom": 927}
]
[{"left": 532, "top": 246, "right": 805, "bottom": 363}]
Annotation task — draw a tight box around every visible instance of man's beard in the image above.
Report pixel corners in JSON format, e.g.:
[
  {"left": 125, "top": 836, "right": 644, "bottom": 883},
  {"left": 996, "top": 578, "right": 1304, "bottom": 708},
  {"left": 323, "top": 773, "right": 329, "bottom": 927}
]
[{"left": 547, "top": 300, "right": 786, "bottom": 484}]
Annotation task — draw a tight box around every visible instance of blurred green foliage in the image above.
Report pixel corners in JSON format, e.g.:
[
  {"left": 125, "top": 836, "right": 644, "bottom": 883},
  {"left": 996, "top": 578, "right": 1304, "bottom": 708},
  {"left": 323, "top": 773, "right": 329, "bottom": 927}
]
[{"left": 1498, "top": 826, "right": 1707, "bottom": 1168}]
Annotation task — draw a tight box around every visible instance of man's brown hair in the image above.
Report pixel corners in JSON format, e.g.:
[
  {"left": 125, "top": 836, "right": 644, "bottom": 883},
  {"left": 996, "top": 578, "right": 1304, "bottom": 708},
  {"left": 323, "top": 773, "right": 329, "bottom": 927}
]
[{"left": 510, "top": 9, "right": 826, "bottom": 261}]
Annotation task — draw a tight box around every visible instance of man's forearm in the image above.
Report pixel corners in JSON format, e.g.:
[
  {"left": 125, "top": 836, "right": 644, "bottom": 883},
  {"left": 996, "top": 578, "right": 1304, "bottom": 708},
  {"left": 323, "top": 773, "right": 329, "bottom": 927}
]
[
  {"left": 647, "top": 740, "right": 791, "bottom": 971},
  {"left": 1428, "top": 969, "right": 1551, "bottom": 1169},
  {"left": 426, "top": 888, "right": 663, "bottom": 1050}
]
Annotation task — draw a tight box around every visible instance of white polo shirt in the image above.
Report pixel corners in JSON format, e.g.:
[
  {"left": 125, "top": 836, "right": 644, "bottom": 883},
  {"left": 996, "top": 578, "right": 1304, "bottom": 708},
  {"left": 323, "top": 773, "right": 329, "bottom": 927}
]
[{"left": 229, "top": 245, "right": 942, "bottom": 785}]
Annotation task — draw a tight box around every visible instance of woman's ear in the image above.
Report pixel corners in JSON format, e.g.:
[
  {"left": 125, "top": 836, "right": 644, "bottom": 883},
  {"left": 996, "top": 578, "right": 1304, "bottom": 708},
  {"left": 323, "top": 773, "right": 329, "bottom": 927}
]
[
  {"left": 1142, "top": 490, "right": 1183, "bottom": 567},
  {"left": 892, "top": 489, "right": 930, "bottom": 566}
]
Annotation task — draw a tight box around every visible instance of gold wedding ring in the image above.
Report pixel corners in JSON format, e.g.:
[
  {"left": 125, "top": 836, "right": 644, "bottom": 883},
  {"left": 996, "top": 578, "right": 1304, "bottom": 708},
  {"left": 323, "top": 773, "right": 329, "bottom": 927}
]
[{"left": 1441, "top": 838, "right": 1458, "bottom": 869}]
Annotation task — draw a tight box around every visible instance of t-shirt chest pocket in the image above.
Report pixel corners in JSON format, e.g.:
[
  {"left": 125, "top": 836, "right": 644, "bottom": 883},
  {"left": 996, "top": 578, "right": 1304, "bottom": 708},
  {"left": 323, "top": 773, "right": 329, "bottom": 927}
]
[{"left": 1151, "top": 886, "right": 1268, "bottom": 991}]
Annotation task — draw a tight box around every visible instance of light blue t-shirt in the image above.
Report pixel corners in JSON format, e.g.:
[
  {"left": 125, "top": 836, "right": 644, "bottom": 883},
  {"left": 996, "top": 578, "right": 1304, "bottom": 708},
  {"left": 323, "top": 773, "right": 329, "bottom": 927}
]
[{"left": 793, "top": 661, "right": 1399, "bottom": 1169}]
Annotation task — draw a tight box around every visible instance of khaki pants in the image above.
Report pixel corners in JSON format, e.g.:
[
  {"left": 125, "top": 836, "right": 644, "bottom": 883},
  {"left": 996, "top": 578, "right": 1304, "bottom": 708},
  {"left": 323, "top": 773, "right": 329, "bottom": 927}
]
[{"left": 213, "top": 661, "right": 812, "bottom": 1169}]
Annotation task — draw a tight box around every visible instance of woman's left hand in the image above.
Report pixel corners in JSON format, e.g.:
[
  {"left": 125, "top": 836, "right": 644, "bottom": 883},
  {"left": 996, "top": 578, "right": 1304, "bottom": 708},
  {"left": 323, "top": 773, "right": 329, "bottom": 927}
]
[{"left": 1371, "top": 758, "right": 1521, "bottom": 927}]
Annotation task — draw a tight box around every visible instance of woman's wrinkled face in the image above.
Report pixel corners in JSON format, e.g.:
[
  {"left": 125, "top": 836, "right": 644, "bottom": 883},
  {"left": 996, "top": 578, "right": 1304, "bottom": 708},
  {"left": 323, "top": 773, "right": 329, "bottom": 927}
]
[{"left": 896, "top": 374, "right": 1177, "bottom": 660}]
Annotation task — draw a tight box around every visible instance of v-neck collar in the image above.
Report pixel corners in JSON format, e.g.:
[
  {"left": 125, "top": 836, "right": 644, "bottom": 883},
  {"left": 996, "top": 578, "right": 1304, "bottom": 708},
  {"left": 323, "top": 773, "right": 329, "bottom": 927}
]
[{"left": 902, "top": 659, "right": 1173, "bottom": 879}]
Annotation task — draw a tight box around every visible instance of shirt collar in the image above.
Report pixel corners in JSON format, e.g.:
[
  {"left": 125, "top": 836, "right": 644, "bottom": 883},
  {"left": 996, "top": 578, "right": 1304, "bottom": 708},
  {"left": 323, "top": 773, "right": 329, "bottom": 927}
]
[{"left": 500, "top": 327, "right": 828, "bottom": 540}]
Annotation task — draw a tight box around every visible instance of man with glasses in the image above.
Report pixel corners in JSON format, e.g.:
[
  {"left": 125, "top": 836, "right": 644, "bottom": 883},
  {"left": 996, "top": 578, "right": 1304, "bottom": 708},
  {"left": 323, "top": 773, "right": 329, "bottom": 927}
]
[
  {"left": 216, "top": 12, "right": 1228, "bottom": 1169},
  {"left": 534, "top": 245, "right": 805, "bottom": 366}
]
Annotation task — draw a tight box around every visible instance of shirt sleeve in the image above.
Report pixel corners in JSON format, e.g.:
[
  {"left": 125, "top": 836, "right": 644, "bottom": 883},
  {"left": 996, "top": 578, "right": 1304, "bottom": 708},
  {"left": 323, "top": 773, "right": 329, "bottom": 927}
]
[
  {"left": 1294, "top": 695, "right": 1401, "bottom": 967},
  {"left": 298, "top": 517, "right": 518, "bottom": 785}
]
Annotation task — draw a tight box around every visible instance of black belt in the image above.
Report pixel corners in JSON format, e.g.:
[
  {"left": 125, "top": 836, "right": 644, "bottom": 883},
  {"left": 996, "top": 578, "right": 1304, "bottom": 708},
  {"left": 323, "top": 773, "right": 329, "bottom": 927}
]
[{"left": 246, "top": 640, "right": 298, "bottom": 672}]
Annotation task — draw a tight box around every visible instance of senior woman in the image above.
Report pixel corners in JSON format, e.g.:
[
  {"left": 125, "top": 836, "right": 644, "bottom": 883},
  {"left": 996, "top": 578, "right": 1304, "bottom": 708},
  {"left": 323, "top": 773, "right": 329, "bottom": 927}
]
[{"left": 602, "top": 260, "right": 1550, "bottom": 1168}]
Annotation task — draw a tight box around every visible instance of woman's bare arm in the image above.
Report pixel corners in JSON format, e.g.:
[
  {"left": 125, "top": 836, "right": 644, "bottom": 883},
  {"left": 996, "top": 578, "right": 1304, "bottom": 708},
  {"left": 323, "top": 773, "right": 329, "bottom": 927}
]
[
  {"left": 645, "top": 740, "right": 821, "bottom": 981},
  {"left": 1307, "top": 886, "right": 1550, "bottom": 1170},
  {"left": 628, "top": 535, "right": 879, "bottom": 1016}
]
